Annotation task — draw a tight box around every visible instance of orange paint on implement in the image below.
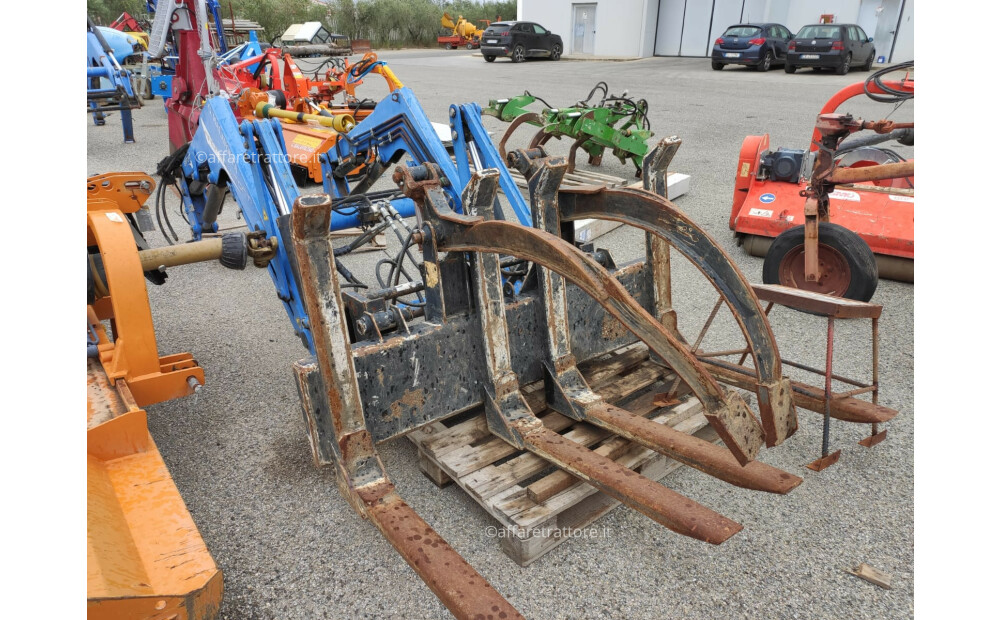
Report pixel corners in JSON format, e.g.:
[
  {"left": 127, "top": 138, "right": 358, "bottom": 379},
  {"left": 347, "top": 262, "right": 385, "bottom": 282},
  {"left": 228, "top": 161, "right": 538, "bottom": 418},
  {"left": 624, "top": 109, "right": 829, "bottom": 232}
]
[{"left": 88, "top": 174, "right": 221, "bottom": 619}]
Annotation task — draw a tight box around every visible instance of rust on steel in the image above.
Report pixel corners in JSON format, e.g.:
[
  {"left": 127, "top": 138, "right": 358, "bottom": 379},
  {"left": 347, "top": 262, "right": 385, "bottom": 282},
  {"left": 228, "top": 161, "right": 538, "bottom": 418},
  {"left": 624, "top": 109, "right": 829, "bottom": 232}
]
[
  {"left": 422, "top": 165, "right": 748, "bottom": 544},
  {"left": 557, "top": 182, "right": 797, "bottom": 447},
  {"left": 829, "top": 161, "right": 915, "bottom": 185},
  {"left": 516, "top": 421, "right": 742, "bottom": 544},
  {"left": 581, "top": 401, "right": 802, "bottom": 494},
  {"left": 436, "top": 217, "right": 766, "bottom": 464},
  {"left": 359, "top": 482, "right": 524, "bottom": 620},
  {"left": 702, "top": 357, "right": 898, "bottom": 424},
  {"left": 289, "top": 194, "right": 524, "bottom": 619}
]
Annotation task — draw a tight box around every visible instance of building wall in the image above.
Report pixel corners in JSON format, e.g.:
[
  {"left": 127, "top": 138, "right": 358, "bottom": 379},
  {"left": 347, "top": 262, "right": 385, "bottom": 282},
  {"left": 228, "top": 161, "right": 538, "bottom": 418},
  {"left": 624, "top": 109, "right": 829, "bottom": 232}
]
[
  {"left": 522, "top": 0, "right": 911, "bottom": 61},
  {"left": 520, "top": 0, "right": 658, "bottom": 57}
]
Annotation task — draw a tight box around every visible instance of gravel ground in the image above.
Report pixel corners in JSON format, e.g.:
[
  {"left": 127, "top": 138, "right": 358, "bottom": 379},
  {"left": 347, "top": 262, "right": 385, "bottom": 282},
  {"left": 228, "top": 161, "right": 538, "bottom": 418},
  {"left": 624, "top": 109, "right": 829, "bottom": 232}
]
[{"left": 87, "top": 50, "right": 913, "bottom": 619}]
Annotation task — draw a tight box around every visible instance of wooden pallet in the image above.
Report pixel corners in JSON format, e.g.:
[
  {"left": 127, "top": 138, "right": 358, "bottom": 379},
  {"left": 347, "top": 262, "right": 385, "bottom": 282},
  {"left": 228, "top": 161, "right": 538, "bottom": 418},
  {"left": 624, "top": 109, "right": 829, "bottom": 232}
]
[{"left": 406, "top": 344, "right": 722, "bottom": 566}]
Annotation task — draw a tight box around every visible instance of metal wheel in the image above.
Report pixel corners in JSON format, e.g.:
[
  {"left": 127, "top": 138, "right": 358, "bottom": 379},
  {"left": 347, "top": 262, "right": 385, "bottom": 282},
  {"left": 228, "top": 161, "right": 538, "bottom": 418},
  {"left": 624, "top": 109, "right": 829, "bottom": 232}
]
[
  {"left": 511, "top": 44, "right": 526, "bottom": 63},
  {"left": 467, "top": 42, "right": 475, "bottom": 50},
  {"left": 484, "top": 54, "right": 496, "bottom": 63},
  {"left": 550, "top": 43, "right": 562, "bottom": 61},
  {"left": 757, "top": 50, "right": 773, "bottom": 72},
  {"left": 445, "top": 42, "right": 454, "bottom": 50},
  {"left": 762, "top": 222, "right": 878, "bottom": 301},
  {"left": 837, "top": 53, "right": 852, "bottom": 75}
]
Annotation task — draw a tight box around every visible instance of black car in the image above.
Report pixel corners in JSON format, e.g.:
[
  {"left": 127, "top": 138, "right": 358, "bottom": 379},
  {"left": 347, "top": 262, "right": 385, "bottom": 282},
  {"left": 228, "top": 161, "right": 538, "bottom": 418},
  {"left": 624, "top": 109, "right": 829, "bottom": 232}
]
[
  {"left": 785, "top": 24, "right": 876, "bottom": 74},
  {"left": 480, "top": 21, "right": 562, "bottom": 63},
  {"left": 711, "top": 23, "right": 793, "bottom": 72}
]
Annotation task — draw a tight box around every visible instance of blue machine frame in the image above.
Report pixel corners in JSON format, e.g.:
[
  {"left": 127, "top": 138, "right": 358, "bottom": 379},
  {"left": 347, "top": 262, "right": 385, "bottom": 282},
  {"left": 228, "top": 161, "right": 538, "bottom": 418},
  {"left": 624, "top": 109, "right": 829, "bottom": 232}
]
[
  {"left": 87, "top": 21, "right": 140, "bottom": 143},
  {"left": 176, "top": 87, "right": 536, "bottom": 350}
]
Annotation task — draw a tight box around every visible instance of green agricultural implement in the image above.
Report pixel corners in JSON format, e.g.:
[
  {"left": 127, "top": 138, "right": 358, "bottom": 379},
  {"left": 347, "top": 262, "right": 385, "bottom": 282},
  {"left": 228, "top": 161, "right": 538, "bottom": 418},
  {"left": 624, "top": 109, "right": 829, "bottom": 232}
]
[{"left": 483, "top": 82, "right": 654, "bottom": 176}]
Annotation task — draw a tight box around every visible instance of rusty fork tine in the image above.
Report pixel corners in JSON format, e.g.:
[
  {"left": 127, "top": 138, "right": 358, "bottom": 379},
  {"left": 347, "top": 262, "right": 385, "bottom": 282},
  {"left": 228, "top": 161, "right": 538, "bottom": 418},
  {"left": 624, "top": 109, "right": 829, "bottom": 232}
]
[
  {"left": 291, "top": 194, "right": 524, "bottom": 620},
  {"left": 519, "top": 424, "right": 743, "bottom": 544},
  {"left": 581, "top": 402, "right": 802, "bottom": 494},
  {"left": 361, "top": 485, "right": 524, "bottom": 620}
]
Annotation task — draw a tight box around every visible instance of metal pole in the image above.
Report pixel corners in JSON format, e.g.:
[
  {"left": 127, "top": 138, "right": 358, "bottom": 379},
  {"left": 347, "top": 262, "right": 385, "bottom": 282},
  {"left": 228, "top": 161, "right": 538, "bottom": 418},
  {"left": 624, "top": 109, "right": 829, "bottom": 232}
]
[
  {"left": 822, "top": 317, "right": 835, "bottom": 457},
  {"left": 871, "top": 316, "right": 880, "bottom": 437}
]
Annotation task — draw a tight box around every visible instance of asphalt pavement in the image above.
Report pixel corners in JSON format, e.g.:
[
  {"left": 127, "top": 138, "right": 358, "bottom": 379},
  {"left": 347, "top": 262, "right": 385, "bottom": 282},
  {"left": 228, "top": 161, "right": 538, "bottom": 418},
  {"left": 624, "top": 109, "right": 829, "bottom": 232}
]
[{"left": 86, "top": 49, "right": 914, "bottom": 620}]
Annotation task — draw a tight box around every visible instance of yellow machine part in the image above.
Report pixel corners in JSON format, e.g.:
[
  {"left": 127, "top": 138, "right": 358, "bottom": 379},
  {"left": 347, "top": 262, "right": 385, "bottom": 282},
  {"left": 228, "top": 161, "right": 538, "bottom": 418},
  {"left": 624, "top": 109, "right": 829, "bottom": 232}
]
[{"left": 87, "top": 356, "right": 222, "bottom": 620}]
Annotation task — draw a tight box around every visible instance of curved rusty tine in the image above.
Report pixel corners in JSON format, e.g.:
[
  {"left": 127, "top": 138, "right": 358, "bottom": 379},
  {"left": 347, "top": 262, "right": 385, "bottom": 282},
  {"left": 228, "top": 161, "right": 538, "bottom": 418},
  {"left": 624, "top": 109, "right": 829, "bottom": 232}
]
[
  {"left": 579, "top": 401, "right": 802, "bottom": 494},
  {"left": 566, "top": 134, "right": 590, "bottom": 174},
  {"left": 497, "top": 112, "right": 544, "bottom": 163},
  {"left": 437, "top": 219, "right": 765, "bottom": 465},
  {"left": 517, "top": 155, "right": 794, "bottom": 492},
  {"left": 564, "top": 110, "right": 595, "bottom": 174},
  {"left": 528, "top": 126, "right": 557, "bottom": 151},
  {"left": 290, "top": 195, "right": 523, "bottom": 620},
  {"left": 557, "top": 185, "right": 797, "bottom": 447},
  {"left": 452, "top": 168, "right": 742, "bottom": 544}
]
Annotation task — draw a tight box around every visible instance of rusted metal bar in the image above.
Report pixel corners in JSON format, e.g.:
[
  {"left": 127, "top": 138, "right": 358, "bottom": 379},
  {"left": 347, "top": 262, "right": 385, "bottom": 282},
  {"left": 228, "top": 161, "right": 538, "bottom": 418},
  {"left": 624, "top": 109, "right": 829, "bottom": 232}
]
[
  {"left": 517, "top": 422, "right": 742, "bottom": 544},
  {"left": 362, "top": 484, "right": 524, "bottom": 620},
  {"left": 829, "top": 160, "right": 914, "bottom": 185},
  {"left": 702, "top": 357, "right": 898, "bottom": 424},
  {"left": 289, "top": 194, "right": 523, "bottom": 619},
  {"left": 553, "top": 177, "right": 796, "bottom": 448},
  {"left": 517, "top": 153, "right": 798, "bottom": 495},
  {"left": 397, "top": 163, "right": 748, "bottom": 543},
  {"left": 779, "top": 358, "right": 871, "bottom": 388},
  {"left": 822, "top": 317, "right": 835, "bottom": 457},
  {"left": 580, "top": 401, "right": 802, "bottom": 494},
  {"left": 835, "top": 385, "right": 877, "bottom": 399}
]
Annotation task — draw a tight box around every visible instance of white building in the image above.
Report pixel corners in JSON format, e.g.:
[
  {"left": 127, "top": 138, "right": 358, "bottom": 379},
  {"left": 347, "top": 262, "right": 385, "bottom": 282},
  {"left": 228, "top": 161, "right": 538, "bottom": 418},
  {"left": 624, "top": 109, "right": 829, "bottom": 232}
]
[{"left": 518, "top": 0, "right": 913, "bottom": 63}]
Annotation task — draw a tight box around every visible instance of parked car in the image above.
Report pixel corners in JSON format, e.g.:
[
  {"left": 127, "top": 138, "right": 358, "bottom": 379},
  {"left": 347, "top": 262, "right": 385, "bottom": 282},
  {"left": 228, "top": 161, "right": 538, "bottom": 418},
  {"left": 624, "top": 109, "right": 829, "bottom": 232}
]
[
  {"left": 480, "top": 21, "right": 562, "bottom": 63},
  {"left": 711, "top": 23, "right": 793, "bottom": 72},
  {"left": 785, "top": 24, "right": 876, "bottom": 74}
]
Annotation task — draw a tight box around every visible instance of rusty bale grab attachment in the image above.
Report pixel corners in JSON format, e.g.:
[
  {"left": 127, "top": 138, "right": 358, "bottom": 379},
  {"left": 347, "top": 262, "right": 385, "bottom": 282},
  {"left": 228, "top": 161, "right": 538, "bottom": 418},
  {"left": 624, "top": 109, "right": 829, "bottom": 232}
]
[{"left": 289, "top": 144, "right": 806, "bottom": 616}]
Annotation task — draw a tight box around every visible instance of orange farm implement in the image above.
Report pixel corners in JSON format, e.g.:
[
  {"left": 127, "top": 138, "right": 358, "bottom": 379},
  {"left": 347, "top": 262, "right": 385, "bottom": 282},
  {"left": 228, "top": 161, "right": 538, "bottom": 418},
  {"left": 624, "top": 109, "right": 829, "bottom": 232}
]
[{"left": 730, "top": 62, "right": 914, "bottom": 300}]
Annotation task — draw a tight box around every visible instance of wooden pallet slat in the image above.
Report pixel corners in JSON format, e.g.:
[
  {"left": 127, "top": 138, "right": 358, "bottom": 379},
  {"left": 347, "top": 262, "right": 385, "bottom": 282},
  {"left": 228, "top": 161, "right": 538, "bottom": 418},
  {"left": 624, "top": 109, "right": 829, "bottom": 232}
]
[{"left": 406, "top": 346, "right": 724, "bottom": 565}]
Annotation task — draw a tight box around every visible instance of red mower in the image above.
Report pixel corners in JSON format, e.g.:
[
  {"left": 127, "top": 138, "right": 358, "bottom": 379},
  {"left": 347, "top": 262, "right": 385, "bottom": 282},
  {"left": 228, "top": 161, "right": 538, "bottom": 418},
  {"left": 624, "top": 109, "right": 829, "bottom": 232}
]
[{"left": 730, "top": 63, "right": 913, "bottom": 301}]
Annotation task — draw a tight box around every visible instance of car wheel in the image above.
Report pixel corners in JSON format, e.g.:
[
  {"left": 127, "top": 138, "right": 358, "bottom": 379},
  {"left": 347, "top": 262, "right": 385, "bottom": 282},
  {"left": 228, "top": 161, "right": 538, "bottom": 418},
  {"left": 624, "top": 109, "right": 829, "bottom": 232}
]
[
  {"left": 467, "top": 43, "right": 475, "bottom": 50},
  {"left": 864, "top": 50, "right": 875, "bottom": 70},
  {"left": 511, "top": 43, "right": 525, "bottom": 63},
  {"left": 445, "top": 42, "right": 454, "bottom": 50},
  {"left": 711, "top": 61, "right": 724, "bottom": 70},
  {"left": 784, "top": 63, "right": 796, "bottom": 73},
  {"left": 837, "top": 53, "right": 852, "bottom": 75},
  {"left": 762, "top": 222, "right": 878, "bottom": 302},
  {"left": 757, "top": 50, "right": 773, "bottom": 72},
  {"left": 550, "top": 43, "right": 561, "bottom": 61},
  {"left": 484, "top": 55, "right": 495, "bottom": 63}
]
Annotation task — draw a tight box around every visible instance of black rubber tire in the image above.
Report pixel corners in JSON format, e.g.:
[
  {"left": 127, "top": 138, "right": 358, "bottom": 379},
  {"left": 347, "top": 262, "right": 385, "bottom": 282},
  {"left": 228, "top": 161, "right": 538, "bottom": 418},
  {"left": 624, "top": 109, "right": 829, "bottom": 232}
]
[
  {"left": 550, "top": 43, "right": 561, "bottom": 60},
  {"left": 445, "top": 42, "right": 454, "bottom": 50},
  {"left": 711, "top": 61, "right": 724, "bottom": 70},
  {"left": 784, "top": 63, "right": 796, "bottom": 73},
  {"left": 484, "top": 55, "right": 495, "bottom": 63},
  {"left": 757, "top": 50, "right": 773, "bottom": 72},
  {"left": 467, "top": 43, "right": 475, "bottom": 50},
  {"left": 762, "top": 222, "right": 878, "bottom": 302},
  {"left": 837, "top": 53, "right": 852, "bottom": 75},
  {"left": 511, "top": 44, "right": 526, "bottom": 63},
  {"left": 864, "top": 50, "right": 875, "bottom": 71}
]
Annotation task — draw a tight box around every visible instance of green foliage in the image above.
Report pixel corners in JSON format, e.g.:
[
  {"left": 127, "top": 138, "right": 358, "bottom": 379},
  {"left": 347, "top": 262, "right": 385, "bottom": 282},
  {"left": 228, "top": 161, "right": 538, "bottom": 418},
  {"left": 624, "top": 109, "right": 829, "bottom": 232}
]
[
  {"left": 231, "top": 0, "right": 331, "bottom": 43},
  {"left": 331, "top": 0, "right": 516, "bottom": 48},
  {"left": 88, "top": 0, "right": 518, "bottom": 48},
  {"left": 87, "top": 0, "right": 148, "bottom": 26}
]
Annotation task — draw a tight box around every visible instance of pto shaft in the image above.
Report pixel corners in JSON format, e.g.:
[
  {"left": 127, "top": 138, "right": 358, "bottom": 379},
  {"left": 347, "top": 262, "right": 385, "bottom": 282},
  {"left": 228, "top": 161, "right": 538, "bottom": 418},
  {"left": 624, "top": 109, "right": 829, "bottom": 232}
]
[{"left": 255, "top": 102, "right": 355, "bottom": 132}]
